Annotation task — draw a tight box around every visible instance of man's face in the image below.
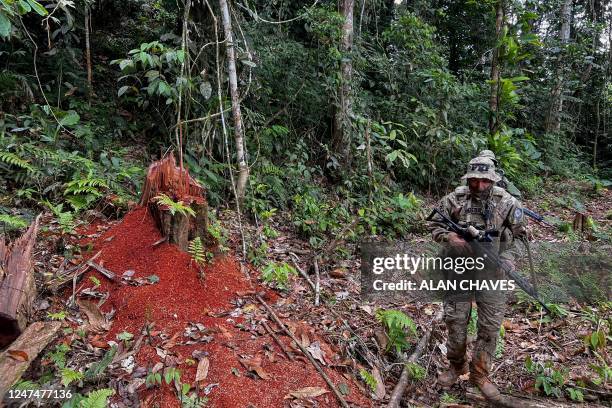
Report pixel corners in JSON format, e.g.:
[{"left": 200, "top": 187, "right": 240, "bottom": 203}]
[{"left": 468, "top": 178, "right": 493, "bottom": 194}]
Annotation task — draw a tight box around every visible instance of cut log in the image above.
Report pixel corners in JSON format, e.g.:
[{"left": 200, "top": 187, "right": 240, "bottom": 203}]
[
  {"left": 387, "top": 309, "right": 444, "bottom": 408},
  {"left": 139, "top": 152, "right": 209, "bottom": 251},
  {"left": 0, "top": 215, "right": 41, "bottom": 348},
  {"left": 0, "top": 321, "right": 61, "bottom": 396}
]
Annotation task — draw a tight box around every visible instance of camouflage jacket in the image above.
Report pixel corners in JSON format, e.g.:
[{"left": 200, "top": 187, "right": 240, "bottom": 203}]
[{"left": 429, "top": 186, "right": 527, "bottom": 262}]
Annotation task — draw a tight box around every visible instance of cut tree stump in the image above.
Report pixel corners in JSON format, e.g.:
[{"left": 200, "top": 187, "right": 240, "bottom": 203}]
[
  {"left": 0, "top": 321, "right": 61, "bottom": 396},
  {"left": 139, "top": 152, "right": 209, "bottom": 251},
  {"left": 0, "top": 215, "right": 41, "bottom": 348}
]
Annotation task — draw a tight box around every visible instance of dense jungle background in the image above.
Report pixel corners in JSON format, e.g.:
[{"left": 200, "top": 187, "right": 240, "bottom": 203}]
[{"left": 0, "top": 0, "right": 611, "bottom": 407}]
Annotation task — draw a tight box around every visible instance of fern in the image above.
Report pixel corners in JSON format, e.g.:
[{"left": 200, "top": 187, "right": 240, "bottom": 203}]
[
  {"left": 154, "top": 194, "right": 196, "bottom": 217},
  {"left": 12, "top": 380, "right": 39, "bottom": 390},
  {"left": 85, "top": 346, "right": 117, "bottom": 379},
  {"left": 0, "top": 214, "right": 28, "bottom": 229},
  {"left": 79, "top": 388, "right": 114, "bottom": 408},
  {"left": 188, "top": 237, "right": 205, "bottom": 264},
  {"left": 0, "top": 151, "right": 35, "bottom": 173},
  {"left": 376, "top": 309, "right": 418, "bottom": 354},
  {"left": 359, "top": 368, "right": 378, "bottom": 392},
  {"left": 60, "top": 368, "right": 84, "bottom": 386}
]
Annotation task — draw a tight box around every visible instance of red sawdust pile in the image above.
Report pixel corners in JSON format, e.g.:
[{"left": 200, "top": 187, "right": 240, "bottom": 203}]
[{"left": 73, "top": 207, "right": 372, "bottom": 407}]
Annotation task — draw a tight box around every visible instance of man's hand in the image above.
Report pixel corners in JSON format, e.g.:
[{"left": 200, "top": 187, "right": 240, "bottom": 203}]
[{"left": 447, "top": 232, "right": 473, "bottom": 255}]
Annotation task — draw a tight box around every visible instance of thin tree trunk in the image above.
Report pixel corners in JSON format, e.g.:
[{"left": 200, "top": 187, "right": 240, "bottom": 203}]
[
  {"left": 546, "top": 0, "right": 572, "bottom": 133},
  {"left": 219, "top": 0, "right": 249, "bottom": 204},
  {"left": 84, "top": 3, "right": 92, "bottom": 104},
  {"left": 332, "top": 0, "right": 354, "bottom": 168},
  {"left": 488, "top": 0, "right": 504, "bottom": 135}
]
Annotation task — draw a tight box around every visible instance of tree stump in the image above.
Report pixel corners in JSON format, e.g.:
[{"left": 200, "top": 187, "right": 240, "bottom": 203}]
[
  {"left": 139, "top": 152, "right": 208, "bottom": 251},
  {"left": 0, "top": 215, "right": 41, "bottom": 348}
]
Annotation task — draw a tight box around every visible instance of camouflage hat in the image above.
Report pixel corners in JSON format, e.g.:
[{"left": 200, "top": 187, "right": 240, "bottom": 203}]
[
  {"left": 461, "top": 157, "right": 502, "bottom": 182},
  {"left": 478, "top": 150, "right": 496, "bottom": 160}
]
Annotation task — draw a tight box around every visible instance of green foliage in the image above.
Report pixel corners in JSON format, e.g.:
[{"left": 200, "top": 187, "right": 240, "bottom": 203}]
[
  {"left": 495, "top": 325, "right": 505, "bottom": 359},
  {"left": 261, "top": 262, "right": 297, "bottom": 290},
  {"left": 0, "top": 213, "right": 28, "bottom": 230},
  {"left": 78, "top": 388, "right": 115, "bottom": 408},
  {"left": 46, "top": 343, "right": 71, "bottom": 369},
  {"left": 406, "top": 362, "right": 426, "bottom": 382},
  {"left": 375, "top": 309, "right": 417, "bottom": 354},
  {"left": 85, "top": 346, "right": 117, "bottom": 379},
  {"left": 524, "top": 356, "right": 568, "bottom": 398},
  {"left": 146, "top": 370, "right": 162, "bottom": 388},
  {"left": 359, "top": 369, "right": 377, "bottom": 392},
  {"left": 153, "top": 194, "right": 196, "bottom": 217},
  {"left": 467, "top": 308, "right": 478, "bottom": 336},
  {"left": 440, "top": 392, "right": 458, "bottom": 403},
  {"left": 47, "top": 310, "right": 67, "bottom": 321},
  {"left": 60, "top": 368, "right": 83, "bottom": 387},
  {"left": 188, "top": 237, "right": 205, "bottom": 264}
]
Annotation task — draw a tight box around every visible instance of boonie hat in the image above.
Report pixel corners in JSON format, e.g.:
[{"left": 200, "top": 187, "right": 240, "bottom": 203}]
[
  {"left": 478, "top": 150, "right": 496, "bottom": 160},
  {"left": 461, "top": 157, "right": 501, "bottom": 183}
]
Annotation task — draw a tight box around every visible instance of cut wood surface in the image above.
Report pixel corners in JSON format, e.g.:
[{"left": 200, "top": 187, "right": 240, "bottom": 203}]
[
  {"left": 139, "top": 153, "right": 208, "bottom": 251},
  {"left": 0, "top": 321, "right": 61, "bottom": 396},
  {"left": 0, "top": 215, "right": 41, "bottom": 348}
]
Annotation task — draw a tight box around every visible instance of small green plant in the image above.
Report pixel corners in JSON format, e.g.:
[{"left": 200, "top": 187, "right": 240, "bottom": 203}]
[
  {"left": 359, "top": 368, "right": 377, "bottom": 392},
  {"left": 375, "top": 309, "right": 417, "bottom": 354},
  {"left": 153, "top": 194, "right": 196, "bottom": 217},
  {"left": 43, "top": 201, "right": 75, "bottom": 233},
  {"left": 440, "top": 392, "right": 458, "bottom": 403},
  {"left": 0, "top": 214, "right": 28, "bottom": 231},
  {"left": 60, "top": 368, "right": 84, "bottom": 387},
  {"left": 145, "top": 370, "right": 162, "bottom": 388},
  {"left": 261, "top": 262, "right": 297, "bottom": 290},
  {"left": 584, "top": 330, "right": 607, "bottom": 351},
  {"left": 46, "top": 343, "right": 70, "bottom": 369},
  {"left": 567, "top": 387, "right": 584, "bottom": 402},
  {"left": 248, "top": 241, "right": 268, "bottom": 266},
  {"left": 117, "top": 331, "right": 133, "bottom": 347},
  {"left": 590, "top": 356, "right": 611, "bottom": 386},
  {"left": 79, "top": 388, "right": 114, "bottom": 408},
  {"left": 524, "top": 356, "right": 568, "bottom": 398},
  {"left": 188, "top": 237, "right": 206, "bottom": 264},
  {"left": 47, "top": 310, "right": 66, "bottom": 321},
  {"left": 406, "top": 362, "right": 426, "bottom": 381},
  {"left": 262, "top": 225, "right": 279, "bottom": 239}
]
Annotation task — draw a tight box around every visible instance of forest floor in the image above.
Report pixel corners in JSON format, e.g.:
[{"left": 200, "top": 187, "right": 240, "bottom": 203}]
[{"left": 6, "top": 179, "right": 612, "bottom": 407}]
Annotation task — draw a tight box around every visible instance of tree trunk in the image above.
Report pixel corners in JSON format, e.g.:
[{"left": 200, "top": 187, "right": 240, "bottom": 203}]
[
  {"left": 332, "top": 0, "right": 354, "bottom": 169},
  {"left": 488, "top": 0, "right": 504, "bottom": 135},
  {"left": 139, "top": 153, "right": 208, "bottom": 251},
  {"left": 84, "top": 3, "right": 92, "bottom": 104},
  {"left": 219, "top": 0, "right": 249, "bottom": 205},
  {"left": 0, "top": 215, "right": 41, "bottom": 348},
  {"left": 0, "top": 321, "right": 62, "bottom": 396},
  {"left": 546, "top": 0, "right": 572, "bottom": 133}
]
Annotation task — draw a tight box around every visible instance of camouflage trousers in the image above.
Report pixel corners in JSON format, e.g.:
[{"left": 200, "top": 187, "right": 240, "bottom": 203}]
[{"left": 444, "top": 289, "right": 506, "bottom": 376}]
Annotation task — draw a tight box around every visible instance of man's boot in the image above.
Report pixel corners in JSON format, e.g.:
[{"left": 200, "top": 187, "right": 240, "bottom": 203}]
[
  {"left": 438, "top": 361, "right": 468, "bottom": 387},
  {"left": 470, "top": 353, "right": 501, "bottom": 401}
]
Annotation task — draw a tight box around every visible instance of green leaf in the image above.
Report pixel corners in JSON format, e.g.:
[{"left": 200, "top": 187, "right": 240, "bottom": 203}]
[
  {"left": 117, "top": 85, "right": 130, "bottom": 97},
  {"left": 79, "top": 389, "right": 114, "bottom": 408},
  {"left": 147, "top": 274, "right": 159, "bottom": 284},
  {"left": 18, "top": 0, "right": 32, "bottom": 14},
  {"left": 60, "top": 368, "right": 83, "bottom": 387},
  {"left": 176, "top": 50, "right": 185, "bottom": 63},
  {"left": 119, "top": 59, "right": 134, "bottom": 71},
  {"left": 85, "top": 346, "right": 117, "bottom": 379},
  {"left": 59, "top": 111, "right": 80, "bottom": 126},
  {"left": 26, "top": 0, "right": 47, "bottom": 16},
  {"left": 0, "top": 11, "right": 11, "bottom": 39},
  {"left": 117, "top": 331, "right": 133, "bottom": 341}
]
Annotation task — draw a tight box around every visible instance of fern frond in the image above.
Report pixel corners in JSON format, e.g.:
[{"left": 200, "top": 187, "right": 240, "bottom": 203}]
[
  {"left": 188, "top": 237, "right": 205, "bottom": 264},
  {"left": 0, "top": 151, "right": 35, "bottom": 173},
  {"left": 60, "top": 368, "right": 84, "bottom": 387},
  {"left": 79, "top": 388, "right": 114, "bottom": 408},
  {"left": 0, "top": 214, "right": 28, "bottom": 229},
  {"left": 359, "top": 368, "right": 378, "bottom": 392},
  {"left": 153, "top": 194, "right": 196, "bottom": 217}
]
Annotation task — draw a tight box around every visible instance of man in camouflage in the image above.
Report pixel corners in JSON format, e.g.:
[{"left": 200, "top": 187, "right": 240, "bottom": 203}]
[
  {"left": 476, "top": 150, "right": 522, "bottom": 199},
  {"left": 429, "top": 156, "right": 526, "bottom": 401}
]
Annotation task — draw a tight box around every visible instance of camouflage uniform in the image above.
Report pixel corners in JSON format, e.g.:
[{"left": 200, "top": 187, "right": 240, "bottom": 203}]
[
  {"left": 475, "top": 150, "right": 522, "bottom": 199},
  {"left": 430, "top": 156, "right": 526, "bottom": 396}
]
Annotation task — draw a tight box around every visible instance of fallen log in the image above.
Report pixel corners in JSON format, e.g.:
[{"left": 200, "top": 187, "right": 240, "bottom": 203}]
[
  {"left": 464, "top": 387, "right": 573, "bottom": 408},
  {"left": 139, "top": 152, "right": 209, "bottom": 251},
  {"left": 387, "top": 308, "right": 444, "bottom": 408},
  {"left": 0, "top": 321, "right": 62, "bottom": 396},
  {"left": 0, "top": 215, "right": 41, "bottom": 348}
]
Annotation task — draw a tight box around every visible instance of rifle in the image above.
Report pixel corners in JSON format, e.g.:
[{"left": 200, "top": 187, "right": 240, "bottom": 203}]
[
  {"left": 427, "top": 208, "right": 551, "bottom": 314},
  {"left": 522, "top": 208, "right": 555, "bottom": 228}
]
